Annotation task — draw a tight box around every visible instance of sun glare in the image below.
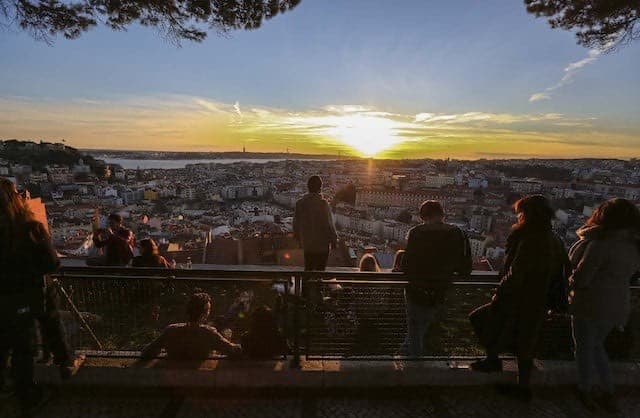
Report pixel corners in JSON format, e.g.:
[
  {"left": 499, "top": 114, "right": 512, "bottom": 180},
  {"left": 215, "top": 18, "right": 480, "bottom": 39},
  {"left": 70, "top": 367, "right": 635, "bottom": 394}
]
[{"left": 290, "top": 113, "right": 407, "bottom": 157}]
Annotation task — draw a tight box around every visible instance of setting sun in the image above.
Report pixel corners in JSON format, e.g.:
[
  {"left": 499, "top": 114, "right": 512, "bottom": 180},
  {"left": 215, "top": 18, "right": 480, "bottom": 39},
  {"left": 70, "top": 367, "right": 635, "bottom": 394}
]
[{"left": 287, "top": 112, "right": 410, "bottom": 157}]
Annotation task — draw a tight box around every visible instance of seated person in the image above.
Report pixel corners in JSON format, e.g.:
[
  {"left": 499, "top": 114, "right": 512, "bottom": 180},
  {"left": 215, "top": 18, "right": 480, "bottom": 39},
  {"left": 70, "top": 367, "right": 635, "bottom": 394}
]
[
  {"left": 358, "top": 253, "right": 381, "bottom": 272},
  {"left": 241, "top": 306, "right": 287, "bottom": 360},
  {"left": 87, "top": 213, "right": 134, "bottom": 266},
  {"left": 392, "top": 250, "right": 405, "bottom": 272},
  {"left": 140, "top": 292, "right": 241, "bottom": 361},
  {"left": 132, "top": 239, "right": 170, "bottom": 268}
]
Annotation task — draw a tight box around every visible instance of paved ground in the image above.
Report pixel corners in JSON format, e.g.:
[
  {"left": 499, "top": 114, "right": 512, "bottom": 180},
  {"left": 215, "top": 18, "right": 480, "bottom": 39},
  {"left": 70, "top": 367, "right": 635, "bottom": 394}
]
[{"left": 2, "top": 386, "right": 640, "bottom": 417}]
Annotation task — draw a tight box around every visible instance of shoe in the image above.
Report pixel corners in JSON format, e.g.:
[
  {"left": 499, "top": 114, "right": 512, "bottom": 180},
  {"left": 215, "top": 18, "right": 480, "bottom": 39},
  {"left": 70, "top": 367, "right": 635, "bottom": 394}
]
[
  {"left": 595, "top": 391, "right": 619, "bottom": 414},
  {"left": 470, "top": 357, "right": 502, "bottom": 373},
  {"left": 60, "top": 354, "right": 85, "bottom": 380},
  {"left": 495, "top": 383, "right": 532, "bottom": 402},
  {"left": 575, "top": 388, "right": 599, "bottom": 412}
]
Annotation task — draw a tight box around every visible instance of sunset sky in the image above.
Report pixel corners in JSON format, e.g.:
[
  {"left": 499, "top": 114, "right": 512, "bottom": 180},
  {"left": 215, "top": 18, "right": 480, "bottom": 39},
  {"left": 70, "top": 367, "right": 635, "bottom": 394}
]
[{"left": 1, "top": 1, "right": 639, "bottom": 159}]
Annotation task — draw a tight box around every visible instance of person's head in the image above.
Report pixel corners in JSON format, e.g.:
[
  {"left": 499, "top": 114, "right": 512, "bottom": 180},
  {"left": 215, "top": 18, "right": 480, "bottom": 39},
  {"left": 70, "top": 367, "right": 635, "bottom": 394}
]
[
  {"left": 586, "top": 198, "right": 640, "bottom": 231},
  {"left": 307, "top": 175, "right": 323, "bottom": 193},
  {"left": 108, "top": 213, "right": 123, "bottom": 229},
  {"left": 392, "top": 249, "right": 405, "bottom": 272},
  {"left": 359, "top": 253, "right": 380, "bottom": 272},
  {"left": 513, "top": 194, "right": 554, "bottom": 228},
  {"left": 186, "top": 292, "right": 212, "bottom": 324},
  {"left": 419, "top": 200, "right": 444, "bottom": 223},
  {"left": 0, "top": 177, "right": 31, "bottom": 225},
  {"left": 138, "top": 238, "right": 159, "bottom": 258},
  {"left": 249, "top": 305, "right": 278, "bottom": 334}
]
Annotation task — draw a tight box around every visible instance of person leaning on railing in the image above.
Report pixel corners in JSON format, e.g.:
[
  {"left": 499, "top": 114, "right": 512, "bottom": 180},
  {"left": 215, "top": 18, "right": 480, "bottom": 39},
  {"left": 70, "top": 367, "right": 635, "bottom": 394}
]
[
  {"left": 568, "top": 198, "right": 640, "bottom": 413},
  {"left": 399, "top": 200, "right": 472, "bottom": 357},
  {"left": 140, "top": 292, "right": 241, "bottom": 362},
  {"left": 469, "top": 195, "right": 570, "bottom": 402}
]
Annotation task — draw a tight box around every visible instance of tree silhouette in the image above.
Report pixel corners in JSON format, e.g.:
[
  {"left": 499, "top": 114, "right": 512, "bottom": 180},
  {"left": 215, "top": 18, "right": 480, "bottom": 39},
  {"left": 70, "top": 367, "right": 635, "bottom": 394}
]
[
  {"left": 0, "top": 0, "right": 301, "bottom": 44},
  {"left": 525, "top": 0, "right": 639, "bottom": 49}
]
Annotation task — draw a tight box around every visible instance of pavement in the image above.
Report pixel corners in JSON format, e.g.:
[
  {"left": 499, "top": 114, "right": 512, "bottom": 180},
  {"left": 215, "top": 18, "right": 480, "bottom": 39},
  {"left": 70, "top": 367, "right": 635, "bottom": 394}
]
[{"left": 2, "top": 385, "right": 640, "bottom": 417}]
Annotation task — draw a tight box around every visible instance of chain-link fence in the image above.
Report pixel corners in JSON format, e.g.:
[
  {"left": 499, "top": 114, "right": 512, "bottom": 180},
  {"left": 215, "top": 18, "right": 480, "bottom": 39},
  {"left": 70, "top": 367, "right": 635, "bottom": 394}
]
[{"left": 52, "top": 267, "right": 640, "bottom": 362}]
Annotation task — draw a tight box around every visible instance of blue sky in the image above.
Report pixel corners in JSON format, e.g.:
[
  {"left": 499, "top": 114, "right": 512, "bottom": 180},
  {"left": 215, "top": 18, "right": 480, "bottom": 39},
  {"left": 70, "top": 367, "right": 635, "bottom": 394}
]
[{"left": 1, "top": 0, "right": 639, "bottom": 158}]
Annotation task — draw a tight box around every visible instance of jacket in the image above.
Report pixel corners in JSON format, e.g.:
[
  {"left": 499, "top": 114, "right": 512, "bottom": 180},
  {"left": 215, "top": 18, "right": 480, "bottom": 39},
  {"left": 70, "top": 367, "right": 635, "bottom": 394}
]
[
  {"left": 0, "top": 221, "right": 59, "bottom": 315},
  {"left": 470, "top": 224, "right": 568, "bottom": 358},
  {"left": 569, "top": 225, "right": 640, "bottom": 324},
  {"left": 293, "top": 193, "right": 337, "bottom": 253},
  {"left": 401, "top": 222, "right": 472, "bottom": 305},
  {"left": 93, "top": 226, "right": 134, "bottom": 266}
]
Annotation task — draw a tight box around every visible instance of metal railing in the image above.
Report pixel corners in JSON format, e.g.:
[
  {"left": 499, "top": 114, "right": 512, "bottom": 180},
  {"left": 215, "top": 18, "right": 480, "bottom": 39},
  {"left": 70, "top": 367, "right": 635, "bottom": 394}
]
[{"left": 51, "top": 266, "right": 640, "bottom": 366}]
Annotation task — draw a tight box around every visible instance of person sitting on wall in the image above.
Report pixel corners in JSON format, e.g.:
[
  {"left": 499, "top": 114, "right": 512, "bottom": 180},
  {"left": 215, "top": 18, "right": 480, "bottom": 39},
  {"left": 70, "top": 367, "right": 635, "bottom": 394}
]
[
  {"left": 140, "top": 292, "right": 241, "bottom": 362},
  {"left": 132, "top": 238, "right": 170, "bottom": 268},
  {"left": 87, "top": 213, "right": 134, "bottom": 266}
]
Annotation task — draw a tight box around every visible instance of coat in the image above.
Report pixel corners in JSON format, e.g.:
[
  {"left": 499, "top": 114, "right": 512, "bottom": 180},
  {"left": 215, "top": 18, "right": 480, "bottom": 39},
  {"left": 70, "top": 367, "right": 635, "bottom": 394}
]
[
  {"left": 293, "top": 193, "right": 337, "bottom": 253},
  {"left": 0, "top": 221, "right": 59, "bottom": 316},
  {"left": 569, "top": 225, "right": 640, "bottom": 325},
  {"left": 401, "top": 222, "right": 472, "bottom": 305},
  {"left": 469, "top": 224, "right": 568, "bottom": 359}
]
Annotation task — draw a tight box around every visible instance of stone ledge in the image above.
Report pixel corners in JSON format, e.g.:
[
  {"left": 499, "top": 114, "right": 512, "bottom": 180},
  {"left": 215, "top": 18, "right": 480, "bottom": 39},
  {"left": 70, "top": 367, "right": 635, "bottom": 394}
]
[{"left": 35, "top": 358, "right": 640, "bottom": 389}]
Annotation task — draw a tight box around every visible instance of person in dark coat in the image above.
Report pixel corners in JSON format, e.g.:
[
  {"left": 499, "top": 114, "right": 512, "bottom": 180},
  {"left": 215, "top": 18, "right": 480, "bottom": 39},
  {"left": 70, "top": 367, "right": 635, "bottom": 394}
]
[
  {"left": 0, "top": 178, "right": 61, "bottom": 413},
  {"left": 400, "top": 200, "right": 472, "bottom": 357},
  {"left": 241, "top": 305, "right": 288, "bottom": 360},
  {"left": 569, "top": 199, "right": 640, "bottom": 413},
  {"left": 469, "top": 195, "right": 569, "bottom": 401},
  {"left": 132, "top": 238, "right": 171, "bottom": 268}
]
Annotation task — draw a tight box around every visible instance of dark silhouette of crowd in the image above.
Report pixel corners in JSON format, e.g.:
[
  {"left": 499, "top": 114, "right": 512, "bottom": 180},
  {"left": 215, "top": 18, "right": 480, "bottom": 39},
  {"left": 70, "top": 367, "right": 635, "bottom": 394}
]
[{"left": 2, "top": 172, "right": 639, "bottom": 416}]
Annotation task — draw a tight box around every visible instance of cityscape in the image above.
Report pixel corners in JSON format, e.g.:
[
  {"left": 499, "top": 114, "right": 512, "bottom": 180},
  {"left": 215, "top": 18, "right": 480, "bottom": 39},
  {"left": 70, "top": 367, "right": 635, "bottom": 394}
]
[
  {"left": 2, "top": 138, "right": 639, "bottom": 272},
  {"left": 2, "top": 0, "right": 640, "bottom": 416}
]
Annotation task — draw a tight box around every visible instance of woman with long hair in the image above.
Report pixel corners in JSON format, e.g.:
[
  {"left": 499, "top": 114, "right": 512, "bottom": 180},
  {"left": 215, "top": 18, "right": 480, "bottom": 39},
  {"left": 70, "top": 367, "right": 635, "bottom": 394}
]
[
  {"left": 358, "top": 253, "right": 381, "bottom": 272},
  {"left": 569, "top": 198, "right": 640, "bottom": 412},
  {"left": 469, "top": 195, "right": 569, "bottom": 401},
  {"left": 132, "top": 238, "right": 170, "bottom": 268},
  {"left": 0, "top": 178, "right": 60, "bottom": 412}
]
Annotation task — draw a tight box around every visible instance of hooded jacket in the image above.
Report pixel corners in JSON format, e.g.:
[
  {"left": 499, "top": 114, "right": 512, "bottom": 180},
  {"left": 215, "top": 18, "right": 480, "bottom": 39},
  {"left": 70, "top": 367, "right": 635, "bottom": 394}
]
[{"left": 569, "top": 225, "right": 640, "bottom": 324}]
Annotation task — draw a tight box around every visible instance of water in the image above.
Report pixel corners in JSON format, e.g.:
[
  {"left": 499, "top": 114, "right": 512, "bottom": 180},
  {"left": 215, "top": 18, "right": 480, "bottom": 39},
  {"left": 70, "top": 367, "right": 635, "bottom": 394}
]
[{"left": 102, "top": 158, "right": 289, "bottom": 170}]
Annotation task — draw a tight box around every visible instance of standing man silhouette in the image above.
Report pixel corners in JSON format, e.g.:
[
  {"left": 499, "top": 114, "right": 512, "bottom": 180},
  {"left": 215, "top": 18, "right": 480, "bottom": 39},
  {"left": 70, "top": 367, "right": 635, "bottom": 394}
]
[{"left": 293, "top": 175, "right": 338, "bottom": 271}]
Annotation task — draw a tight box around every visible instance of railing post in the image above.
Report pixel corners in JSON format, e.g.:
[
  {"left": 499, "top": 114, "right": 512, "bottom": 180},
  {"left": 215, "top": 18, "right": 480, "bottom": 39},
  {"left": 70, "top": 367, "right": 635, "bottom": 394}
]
[{"left": 291, "top": 273, "right": 302, "bottom": 369}]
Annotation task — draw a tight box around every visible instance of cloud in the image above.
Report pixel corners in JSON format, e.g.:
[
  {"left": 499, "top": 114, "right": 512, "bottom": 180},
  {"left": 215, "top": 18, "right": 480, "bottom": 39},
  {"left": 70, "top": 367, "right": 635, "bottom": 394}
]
[
  {"left": 529, "top": 45, "right": 610, "bottom": 102},
  {"left": 0, "top": 95, "right": 637, "bottom": 159}
]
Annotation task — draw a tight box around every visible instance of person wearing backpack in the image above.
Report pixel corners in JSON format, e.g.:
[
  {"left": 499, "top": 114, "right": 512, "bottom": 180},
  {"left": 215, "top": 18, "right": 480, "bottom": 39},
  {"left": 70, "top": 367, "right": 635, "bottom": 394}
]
[
  {"left": 399, "top": 200, "right": 472, "bottom": 357},
  {"left": 468, "top": 195, "right": 569, "bottom": 402}
]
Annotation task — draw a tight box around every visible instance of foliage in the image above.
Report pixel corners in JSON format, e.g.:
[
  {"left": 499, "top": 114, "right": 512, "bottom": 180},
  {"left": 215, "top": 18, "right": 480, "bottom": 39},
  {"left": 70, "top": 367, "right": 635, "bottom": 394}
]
[
  {"left": 0, "top": 139, "right": 98, "bottom": 172},
  {"left": 0, "top": 0, "right": 301, "bottom": 44},
  {"left": 525, "top": 0, "right": 640, "bottom": 49}
]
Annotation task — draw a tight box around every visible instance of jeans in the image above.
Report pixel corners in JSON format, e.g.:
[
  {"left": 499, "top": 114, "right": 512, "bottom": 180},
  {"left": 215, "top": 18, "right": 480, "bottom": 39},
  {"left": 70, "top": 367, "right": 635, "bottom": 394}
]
[
  {"left": 572, "top": 317, "right": 617, "bottom": 393},
  {"left": 400, "top": 292, "right": 440, "bottom": 357}
]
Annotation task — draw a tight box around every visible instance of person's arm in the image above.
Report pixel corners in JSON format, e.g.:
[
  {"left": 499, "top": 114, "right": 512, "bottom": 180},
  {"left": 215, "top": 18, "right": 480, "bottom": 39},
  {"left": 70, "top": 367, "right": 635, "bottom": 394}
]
[
  {"left": 494, "top": 238, "right": 542, "bottom": 312},
  {"left": 293, "top": 201, "right": 301, "bottom": 246},
  {"left": 570, "top": 240, "right": 605, "bottom": 290},
  {"left": 30, "top": 222, "right": 60, "bottom": 275},
  {"left": 140, "top": 329, "right": 168, "bottom": 359},
  {"left": 325, "top": 201, "right": 338, "bottom": 248},
  {"left": 207, "top": 327, "right": 241, "bottom": 357},
  {"left": 456, "top": 230, "right": 473, "bottom": 278},
  {"left": 401, "top": 229, "right": 415, "bottom": 275}
]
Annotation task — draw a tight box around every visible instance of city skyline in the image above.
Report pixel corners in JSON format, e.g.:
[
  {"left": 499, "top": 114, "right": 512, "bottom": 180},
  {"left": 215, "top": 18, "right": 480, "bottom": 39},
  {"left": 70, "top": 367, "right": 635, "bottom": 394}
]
[{"left": 1, "top": 1, "right": 639, "bottom": 159}]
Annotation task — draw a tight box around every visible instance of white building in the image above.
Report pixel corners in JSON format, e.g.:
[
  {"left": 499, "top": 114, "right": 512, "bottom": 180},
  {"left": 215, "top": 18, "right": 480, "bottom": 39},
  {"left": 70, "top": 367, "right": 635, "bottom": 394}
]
[{"left": 425, "top": 175, "right": 455, "bottom": 188}]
